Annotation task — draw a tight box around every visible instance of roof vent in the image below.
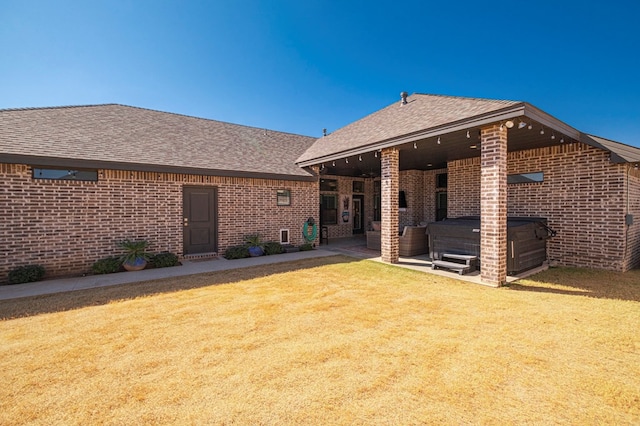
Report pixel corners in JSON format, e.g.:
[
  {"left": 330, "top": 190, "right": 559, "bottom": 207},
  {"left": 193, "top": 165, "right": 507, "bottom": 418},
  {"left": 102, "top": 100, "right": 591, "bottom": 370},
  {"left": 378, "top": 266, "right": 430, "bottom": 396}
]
[{"left": 400, "top": 91, "right": 408, "bottom": 105}]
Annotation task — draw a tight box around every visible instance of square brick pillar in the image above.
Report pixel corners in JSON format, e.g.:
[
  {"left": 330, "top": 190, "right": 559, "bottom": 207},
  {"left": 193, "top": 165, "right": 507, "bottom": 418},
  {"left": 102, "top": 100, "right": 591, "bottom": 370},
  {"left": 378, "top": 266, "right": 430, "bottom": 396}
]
[
  {"left": 381, "top": 148, "right": 399, "bottom": 263},
  {"left": 480, "top": 124, "right": 508, "bottom": 286}
]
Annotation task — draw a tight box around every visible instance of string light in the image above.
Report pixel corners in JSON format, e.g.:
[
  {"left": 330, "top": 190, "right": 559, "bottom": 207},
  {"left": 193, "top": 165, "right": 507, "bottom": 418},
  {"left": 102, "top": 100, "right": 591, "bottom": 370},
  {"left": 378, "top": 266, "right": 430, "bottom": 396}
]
[
  {"left": 437, "top": 136, "right": 441, "bottom": 145},
  {"left": 413, "top": 142, "right": 417, "bottom": 149},
  {"left": 332, "top": 161, "right": 335, "bottom": 167},
  {"left": 466, "top": 130, "right": 470, "bottom": 138},
  {"left": 345, "top": 158, "right": 349, "bottom": 164},
  {"left": 358, "top": 155, "right": 362, "bottom": 161}
]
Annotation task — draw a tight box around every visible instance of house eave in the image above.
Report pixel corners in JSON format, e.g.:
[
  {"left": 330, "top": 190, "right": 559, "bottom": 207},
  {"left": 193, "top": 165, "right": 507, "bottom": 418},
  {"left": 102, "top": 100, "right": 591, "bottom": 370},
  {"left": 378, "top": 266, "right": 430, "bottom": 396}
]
[
  {"left": 1, "top": 154, "right": 317, "bottom": 182},
  {"left": 297, "top": 103, "right": 583, "bottom": 167}
]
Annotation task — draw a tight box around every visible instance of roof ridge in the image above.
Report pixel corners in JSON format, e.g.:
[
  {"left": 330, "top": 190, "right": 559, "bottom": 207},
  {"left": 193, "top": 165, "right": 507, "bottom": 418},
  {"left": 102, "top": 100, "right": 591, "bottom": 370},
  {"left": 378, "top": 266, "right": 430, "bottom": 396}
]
[
  {"left": 410, "top": 92, "right": 520, "bottom": 104},
  {"left": 0, "top": 103, "right": 119, "bottom": 113},
  {"left": 0, "top": 103, "right": 316, "bottom": 139},
  {"left": 111, "top": 104, "right": 316, "bottom": 138}
]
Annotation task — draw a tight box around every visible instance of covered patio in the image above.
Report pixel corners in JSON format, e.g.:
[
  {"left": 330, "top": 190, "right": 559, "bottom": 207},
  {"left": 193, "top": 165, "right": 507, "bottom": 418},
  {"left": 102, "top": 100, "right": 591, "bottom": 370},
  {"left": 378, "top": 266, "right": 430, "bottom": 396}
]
[{"left": 297, "top": 93, "right": 593, "bottom": 286}]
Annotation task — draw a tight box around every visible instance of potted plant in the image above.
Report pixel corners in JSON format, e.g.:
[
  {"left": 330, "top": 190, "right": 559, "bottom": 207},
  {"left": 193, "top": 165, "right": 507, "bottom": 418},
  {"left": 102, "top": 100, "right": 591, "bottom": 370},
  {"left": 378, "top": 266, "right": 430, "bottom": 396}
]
[
  {"left": 244, "top": 234, "right": 265, "bottom": 257},
  {"left": 118, "top": 239, "right": 152, "bottom": 271}
]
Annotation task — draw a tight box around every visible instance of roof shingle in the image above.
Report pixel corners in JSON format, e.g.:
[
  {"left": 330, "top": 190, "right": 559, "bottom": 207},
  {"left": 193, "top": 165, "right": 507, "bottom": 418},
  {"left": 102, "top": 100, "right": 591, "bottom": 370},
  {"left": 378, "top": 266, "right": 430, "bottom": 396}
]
[
  {"left": 297, "top": 93, "right": 521, "bottom": 164},
  {"left": 0, "top": 104, "right": 316, "bottom": 178}
]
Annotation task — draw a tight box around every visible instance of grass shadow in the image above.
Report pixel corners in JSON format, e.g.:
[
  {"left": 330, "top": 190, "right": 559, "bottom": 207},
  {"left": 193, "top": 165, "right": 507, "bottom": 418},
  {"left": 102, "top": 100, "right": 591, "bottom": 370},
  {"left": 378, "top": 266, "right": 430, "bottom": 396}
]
[
  {"left": 507, "top": 266, "right": 640, "bottom": 302},
  {"left": 0, "top": 255, "right": 359, "bottom": 320}
]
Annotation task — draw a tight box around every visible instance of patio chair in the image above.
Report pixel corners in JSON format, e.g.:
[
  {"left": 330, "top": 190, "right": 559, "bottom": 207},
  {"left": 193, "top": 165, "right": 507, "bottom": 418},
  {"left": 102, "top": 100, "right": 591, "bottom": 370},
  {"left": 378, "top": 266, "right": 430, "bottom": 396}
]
[{"left": 399, "top": 225, "right": 429, "bottom": 256}]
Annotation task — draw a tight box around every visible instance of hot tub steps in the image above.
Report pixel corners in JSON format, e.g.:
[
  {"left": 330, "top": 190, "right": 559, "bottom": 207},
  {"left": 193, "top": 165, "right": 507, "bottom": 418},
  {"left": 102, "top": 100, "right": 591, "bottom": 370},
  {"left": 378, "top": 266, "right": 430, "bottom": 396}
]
[{"left": 432, "top": 253, "right": 477, "bottom": 275}]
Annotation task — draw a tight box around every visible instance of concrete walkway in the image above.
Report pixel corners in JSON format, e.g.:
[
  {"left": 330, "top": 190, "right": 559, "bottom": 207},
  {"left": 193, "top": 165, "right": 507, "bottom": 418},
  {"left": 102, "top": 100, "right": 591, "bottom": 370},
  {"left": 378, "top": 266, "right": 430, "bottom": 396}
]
[
  {"left": 0, "top": 236, "right": 541, "bottom": 300},
  {"left": 0, "top": 249, "right": 339, "bottom": 301}
]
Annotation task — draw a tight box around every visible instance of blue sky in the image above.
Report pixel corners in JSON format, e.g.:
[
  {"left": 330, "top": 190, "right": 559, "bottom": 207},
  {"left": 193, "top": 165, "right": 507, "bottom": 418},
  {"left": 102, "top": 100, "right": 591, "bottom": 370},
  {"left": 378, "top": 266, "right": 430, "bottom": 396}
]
[{"left": 1, "top": 0, "right": 639, "bottom": 146}]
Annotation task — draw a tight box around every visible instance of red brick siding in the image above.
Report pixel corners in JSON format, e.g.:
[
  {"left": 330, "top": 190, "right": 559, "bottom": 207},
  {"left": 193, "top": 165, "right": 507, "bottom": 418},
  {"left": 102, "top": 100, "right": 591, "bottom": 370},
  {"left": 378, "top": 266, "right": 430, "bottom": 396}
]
[
  {"left": 399, "top": 170, "right": 424, "bottom": 228},
  {"left": 381, "top": 148, "right": 399, "bottom": 263},
  {"left": 624, "top": 166, "right": 640, "bottom": 270},
  {"left": 320, "top": 175, "right": 373, "bottom": 239},
  {"left": 448, "top": 143, "right": 632, "bottom": 271},
  {"left": 0, "top": 164, "right": 317, "bottom": 281}
]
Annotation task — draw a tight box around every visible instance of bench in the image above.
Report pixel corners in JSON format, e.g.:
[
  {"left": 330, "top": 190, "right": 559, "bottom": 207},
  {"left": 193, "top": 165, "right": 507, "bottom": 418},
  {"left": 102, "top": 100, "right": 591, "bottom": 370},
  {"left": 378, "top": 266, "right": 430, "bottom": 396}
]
[{"left": 432, "top": 253, "right": 478, "bottom": 275}]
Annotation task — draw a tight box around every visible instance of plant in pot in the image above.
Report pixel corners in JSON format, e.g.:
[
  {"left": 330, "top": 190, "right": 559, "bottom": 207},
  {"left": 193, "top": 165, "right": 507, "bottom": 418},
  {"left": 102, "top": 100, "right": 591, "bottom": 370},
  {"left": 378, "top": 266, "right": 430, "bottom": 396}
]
[
  {"left": 117, "top": 239, "right": 152, "bottom": 271},
  {"left": 244, "top": 234, "right": 265, "bottom": 257}
]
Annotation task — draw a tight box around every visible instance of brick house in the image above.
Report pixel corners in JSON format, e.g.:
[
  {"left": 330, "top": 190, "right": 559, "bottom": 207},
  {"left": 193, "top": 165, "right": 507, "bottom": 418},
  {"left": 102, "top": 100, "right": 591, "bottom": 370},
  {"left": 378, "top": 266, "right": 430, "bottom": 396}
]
[
  {"left": 296, "top": 93, "right": 640, "bottom": 286},
  {"left": 2, "top": 94, "right": 639, "bottom": 286},
  {"left": 0, "top": 104, "right": 317, "bottom": 281}
]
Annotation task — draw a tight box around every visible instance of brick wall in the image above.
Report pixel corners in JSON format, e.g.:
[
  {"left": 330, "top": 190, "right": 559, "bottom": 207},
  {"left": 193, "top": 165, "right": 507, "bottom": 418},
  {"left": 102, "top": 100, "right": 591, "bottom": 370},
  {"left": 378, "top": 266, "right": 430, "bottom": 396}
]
[
  {"left": 448, "top": 143, "right": 633, "bottom": 271},
  {"left": 0, "top": 163, "right": 317, "bottom": 281},
  {"left": 320, "top": 175, "right": 372, "bottom": 239},
  {"left": 624, "top": 166, "right": 640, "bottom": 270}
]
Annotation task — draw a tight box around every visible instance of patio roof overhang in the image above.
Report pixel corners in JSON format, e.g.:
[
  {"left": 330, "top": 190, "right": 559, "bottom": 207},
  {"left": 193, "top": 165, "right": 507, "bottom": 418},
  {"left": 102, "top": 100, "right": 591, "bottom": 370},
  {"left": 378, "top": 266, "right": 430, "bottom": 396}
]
[{"left": 299, "top": 102, "right": 589, "bottom": 177}]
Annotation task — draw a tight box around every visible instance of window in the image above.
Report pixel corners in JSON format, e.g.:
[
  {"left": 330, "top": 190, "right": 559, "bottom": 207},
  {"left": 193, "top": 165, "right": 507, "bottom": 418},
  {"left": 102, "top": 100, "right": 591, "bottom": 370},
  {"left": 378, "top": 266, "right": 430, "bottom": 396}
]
[
  {"left": 320, "top": 179, "right": 338, "bottom": 192},
  {"left": 320, "top": 194, "right": 338, "bottom": 225},
  {"left": 276, "top": 189, "right": 291, "bottom": 206},
  {"left": 33, "top": 168, "right": 98, "bottom": 181},
  {"left": 436, "top": 173, "right": 448, "bottom": 189},
  {"left": 508, "top": 172, "right": 544, "bottom": 184},
  {"left": 352, "top": 181, "right": 364, "bottom": 193}
]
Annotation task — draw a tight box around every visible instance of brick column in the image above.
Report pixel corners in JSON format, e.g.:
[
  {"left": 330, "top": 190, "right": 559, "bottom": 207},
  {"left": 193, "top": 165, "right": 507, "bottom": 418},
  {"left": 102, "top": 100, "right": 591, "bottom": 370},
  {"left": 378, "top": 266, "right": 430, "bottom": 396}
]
[
  {"left": 480, "top": 124, "right": 508, "bottom": 286},
  {"left": 381, "top": 148, "right": 399, "bottom": 263}
]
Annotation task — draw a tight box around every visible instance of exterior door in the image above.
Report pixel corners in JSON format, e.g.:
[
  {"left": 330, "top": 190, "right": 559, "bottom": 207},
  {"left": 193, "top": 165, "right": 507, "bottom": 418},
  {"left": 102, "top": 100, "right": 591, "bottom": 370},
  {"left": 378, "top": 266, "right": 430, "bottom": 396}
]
[
  {"left": 183, "top": 186, "right": 218, "bottom": 254},
  {"left": 353, "top": 195, "right": 364, "bottom": 234}
]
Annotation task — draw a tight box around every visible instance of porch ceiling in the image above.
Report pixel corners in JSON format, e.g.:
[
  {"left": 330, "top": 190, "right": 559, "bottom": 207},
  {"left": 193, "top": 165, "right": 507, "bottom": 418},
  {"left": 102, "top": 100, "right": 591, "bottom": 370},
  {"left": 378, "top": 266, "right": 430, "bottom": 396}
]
[{"left": 318, "top": 117, "right": 580, "bottom": 178}]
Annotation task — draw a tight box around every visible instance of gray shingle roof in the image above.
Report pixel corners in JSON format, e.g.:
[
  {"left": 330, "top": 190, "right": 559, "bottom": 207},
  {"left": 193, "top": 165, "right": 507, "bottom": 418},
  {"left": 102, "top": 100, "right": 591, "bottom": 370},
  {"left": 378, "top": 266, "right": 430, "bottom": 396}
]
[
  {"left": 297, "top": 93, "right": 521, "bottom": 164},
  {"left": 583, "top": 134, "right": 640, "bottom": 163},
  {"left": 0, "top": 104, "right": 316, "bottom": 179}
]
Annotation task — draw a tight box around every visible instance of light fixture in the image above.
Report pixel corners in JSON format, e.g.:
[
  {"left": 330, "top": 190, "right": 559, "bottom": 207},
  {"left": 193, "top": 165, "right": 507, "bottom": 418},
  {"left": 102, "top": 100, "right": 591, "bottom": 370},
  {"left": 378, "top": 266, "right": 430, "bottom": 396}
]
[
  {"left": 540, "top": 128, "right": 545, "bottom": 135},
  {"left": 359, "top": 155, "right": 362, "bottom": 161},
  {"left": 551, "top": 133, "right": 556, "bottom": 140},
  {"left": 346, "top": 158, "right": 349, "bottom": 164},
  {"left": 528, "top": 123, "right": 533, "bottom": 130},
  {"left": 321, "top": 163, "right": 325, "bottom": 169},
  {"left": 505, "top": 120, "right": 514, "bottom": 129},
  {"left": 500, "top": 123, "right": 504, "bottom": 131},
  {"left": 332, "top": 161, "right": 335, "bottom": 167},
  {"left": 413, "top": 142, "right": 417, "bottom": 149},
  {"left": 518, "top": 120, "right": 528, "bottom": 129},
  {"left": 470, "top": 144, "right": 477, "bottom": 149},
  {"left": 374, "top": 151, "right": 378, "bottom": 158},
  {"left": 427, "top": 163, "right": 433, "bottom": 167},
  {"left": 560, "top": 137, "right": 565, "bottom": 143},
  {"left": 466, "top": 130, "right": 470, "bottom": 138},
  {"left": 437, "top": 136, "right": 441, "bottom": 145}
]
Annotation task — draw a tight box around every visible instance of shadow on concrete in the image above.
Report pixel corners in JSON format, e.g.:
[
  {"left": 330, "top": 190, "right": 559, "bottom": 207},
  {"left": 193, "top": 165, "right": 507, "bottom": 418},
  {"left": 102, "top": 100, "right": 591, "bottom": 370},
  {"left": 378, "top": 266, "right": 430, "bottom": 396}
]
[{"left": 0, "top": 255, "right": 359, "bottom": 320}]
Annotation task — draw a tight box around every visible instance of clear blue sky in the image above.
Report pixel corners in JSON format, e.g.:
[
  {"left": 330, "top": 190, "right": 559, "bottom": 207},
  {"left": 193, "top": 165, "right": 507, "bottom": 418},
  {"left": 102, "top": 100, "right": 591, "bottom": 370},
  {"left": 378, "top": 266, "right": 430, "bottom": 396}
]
[{"left": 1, "top": 0, "right": 639, "bottom": 146}]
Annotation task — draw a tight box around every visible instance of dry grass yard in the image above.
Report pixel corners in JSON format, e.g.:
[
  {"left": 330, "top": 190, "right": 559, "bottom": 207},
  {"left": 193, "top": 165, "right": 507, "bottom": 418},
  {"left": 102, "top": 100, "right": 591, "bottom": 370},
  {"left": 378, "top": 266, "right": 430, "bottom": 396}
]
[{"left": 1, "top": 255, "right": 639, "bottom": 424}]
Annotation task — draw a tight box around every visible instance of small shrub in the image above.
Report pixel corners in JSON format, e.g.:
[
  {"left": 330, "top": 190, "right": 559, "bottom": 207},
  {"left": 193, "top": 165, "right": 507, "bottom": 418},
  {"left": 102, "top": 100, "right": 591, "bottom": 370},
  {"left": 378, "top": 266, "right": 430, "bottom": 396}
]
[
  {"left": 263, "top": 241, "right": 284, "bottom": 255},
  {"left": 299, "top": 243, "right": 313, "bottom": 251},
  {"left": 8, "top": 264, "right": 46, "bottom": 285},
  {"left": 91, "top": 256, "right": 122, "bottom": 275},
  {"left": 150, "top": 252, "right": 180, "bottom": 268},
  {"left": 224, "top": 245, "right": 250, "bottom": 260}
]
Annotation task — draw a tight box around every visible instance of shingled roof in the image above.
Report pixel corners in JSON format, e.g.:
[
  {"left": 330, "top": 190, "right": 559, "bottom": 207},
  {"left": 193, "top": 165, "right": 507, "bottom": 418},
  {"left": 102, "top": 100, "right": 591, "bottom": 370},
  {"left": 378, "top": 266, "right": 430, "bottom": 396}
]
[
  {"left": 297, "top": 93, "right": 522, "bottom": 165},
  {"left": 297, "top": 93, "right": 640, "bottom": 168},
  {"left": 0, "top": 104, "right": 316, "bottom": 180}
]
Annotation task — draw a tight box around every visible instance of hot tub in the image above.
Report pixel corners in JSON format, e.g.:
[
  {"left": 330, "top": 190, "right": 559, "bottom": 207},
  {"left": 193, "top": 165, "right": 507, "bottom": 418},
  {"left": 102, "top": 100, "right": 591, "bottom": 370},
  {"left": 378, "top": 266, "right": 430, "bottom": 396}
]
[{"left": 427, "top": 217, "right": 555, "bottom": 274}]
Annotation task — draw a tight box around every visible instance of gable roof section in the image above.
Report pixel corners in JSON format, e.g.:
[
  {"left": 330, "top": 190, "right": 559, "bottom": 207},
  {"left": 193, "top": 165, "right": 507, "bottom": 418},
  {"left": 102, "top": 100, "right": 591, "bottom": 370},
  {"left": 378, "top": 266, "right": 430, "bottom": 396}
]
[
  {"left": 297, "top": 93, "right": 521, "bottom": 165},
  {"left": 0, "top": 104, "right": 316, "bottom": 180},
  {"left": 583, "top": 134, "right": 640, "bottom": 163}
]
